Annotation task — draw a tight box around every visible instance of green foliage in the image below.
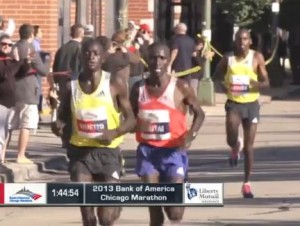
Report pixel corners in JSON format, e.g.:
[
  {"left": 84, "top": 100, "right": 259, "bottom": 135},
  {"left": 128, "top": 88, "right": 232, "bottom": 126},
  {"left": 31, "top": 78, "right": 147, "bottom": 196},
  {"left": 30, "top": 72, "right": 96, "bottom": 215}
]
[{"left": 216, "top": 0, "right": 273, "bottom": 26}]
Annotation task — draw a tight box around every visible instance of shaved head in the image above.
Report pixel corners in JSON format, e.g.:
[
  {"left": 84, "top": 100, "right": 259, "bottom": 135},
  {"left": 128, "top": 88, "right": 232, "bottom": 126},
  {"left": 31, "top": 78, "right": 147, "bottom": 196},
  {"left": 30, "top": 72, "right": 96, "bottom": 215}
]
[
  {"left": 235, "top": 28, "right": 251, "bottom": 40},
  {"left": 234, "top": 28, "right": 252, "bottom": 56},
  {"left": 148, "top": 43, "right": 170, "bottom": 58},
  {"left": 148, "top": 42, "right": 170, "bottom": 77}
]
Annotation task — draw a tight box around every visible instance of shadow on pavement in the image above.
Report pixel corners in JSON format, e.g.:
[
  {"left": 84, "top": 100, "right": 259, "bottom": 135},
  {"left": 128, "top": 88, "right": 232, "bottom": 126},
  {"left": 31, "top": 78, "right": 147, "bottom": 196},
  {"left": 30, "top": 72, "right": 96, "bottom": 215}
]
[
  {"left": 27, "top": 145, "right": 300, "bottom": 184},
  {"left": 225, "top": 197, "right": 300, "bottom": 206},
  {"left": 211, "top": 219, "right": 300, "bottom": 226}
]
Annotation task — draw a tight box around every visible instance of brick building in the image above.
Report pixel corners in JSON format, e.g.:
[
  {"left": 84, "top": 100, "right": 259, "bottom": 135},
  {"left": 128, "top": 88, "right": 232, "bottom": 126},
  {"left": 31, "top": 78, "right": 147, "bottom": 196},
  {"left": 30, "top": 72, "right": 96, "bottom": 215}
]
[{"left": 0, "top": 0, "right": 184, "bottom": 95}]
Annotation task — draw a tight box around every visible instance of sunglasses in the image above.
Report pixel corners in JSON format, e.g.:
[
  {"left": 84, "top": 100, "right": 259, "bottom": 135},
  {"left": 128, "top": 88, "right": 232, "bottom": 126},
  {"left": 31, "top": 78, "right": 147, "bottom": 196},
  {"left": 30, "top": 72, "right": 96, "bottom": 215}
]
[{"left": 1, "top": 42, "right": 13, "bottom": 47}]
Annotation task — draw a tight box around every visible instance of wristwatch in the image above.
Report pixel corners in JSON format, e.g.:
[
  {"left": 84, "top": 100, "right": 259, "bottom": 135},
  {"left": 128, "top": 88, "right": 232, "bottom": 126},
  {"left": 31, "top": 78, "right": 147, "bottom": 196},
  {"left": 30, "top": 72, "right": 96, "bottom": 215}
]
[{"left": 191, "top": 132, "right": 197, "bottom": 140}]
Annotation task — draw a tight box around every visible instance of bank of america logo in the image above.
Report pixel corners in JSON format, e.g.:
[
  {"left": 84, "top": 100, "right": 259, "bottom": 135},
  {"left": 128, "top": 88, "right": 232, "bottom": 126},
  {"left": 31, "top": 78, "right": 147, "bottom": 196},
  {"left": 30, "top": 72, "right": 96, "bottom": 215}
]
[
  {"left": 186, "top": 183, "right": 198, "bottom": 200},
  {"left": 12, "top": 187, "right": 42, "bottom": 200}
]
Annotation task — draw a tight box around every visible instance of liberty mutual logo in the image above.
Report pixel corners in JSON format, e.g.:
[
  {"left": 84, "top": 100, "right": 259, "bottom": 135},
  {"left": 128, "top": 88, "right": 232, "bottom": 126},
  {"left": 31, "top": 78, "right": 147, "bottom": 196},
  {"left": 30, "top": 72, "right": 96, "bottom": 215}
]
[{"left": 186, "top": 183, "right": 197, "bottom": 200}]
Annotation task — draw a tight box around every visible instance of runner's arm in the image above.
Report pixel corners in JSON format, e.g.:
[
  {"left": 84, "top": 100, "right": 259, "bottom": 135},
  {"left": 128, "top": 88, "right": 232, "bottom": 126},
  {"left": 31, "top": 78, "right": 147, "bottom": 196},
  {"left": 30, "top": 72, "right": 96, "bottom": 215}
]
[
  {"left": 129, "top": 81, "right": 140, "bottom": 133},
  {"left": 168, "top": 49, "right": 178, "bottom": 70},
  {"left": 51, "top": 82, "right": 72, "bottom": 137},
  {"left": 178, "top": 80, "right": 205, "bottom": 145},
  {"left": 213, "top": 56, "right": 228, "bottom": 93},
  {"left": 252, "top": 52, "right": 270, "bottom": 89},
  {"left": 113, "top": 72, "right": 136, "bottom": 136}
]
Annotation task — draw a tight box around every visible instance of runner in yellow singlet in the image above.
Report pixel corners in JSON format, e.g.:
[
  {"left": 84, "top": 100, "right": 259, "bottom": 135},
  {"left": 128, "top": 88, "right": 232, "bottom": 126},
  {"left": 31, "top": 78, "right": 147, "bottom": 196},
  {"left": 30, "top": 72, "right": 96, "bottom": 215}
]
[
  {"left": 51, "top": 38, "right": 136, "bottom": 226},
  {"left": 214, "top": 29, "right": 270, "bottom": 198}
]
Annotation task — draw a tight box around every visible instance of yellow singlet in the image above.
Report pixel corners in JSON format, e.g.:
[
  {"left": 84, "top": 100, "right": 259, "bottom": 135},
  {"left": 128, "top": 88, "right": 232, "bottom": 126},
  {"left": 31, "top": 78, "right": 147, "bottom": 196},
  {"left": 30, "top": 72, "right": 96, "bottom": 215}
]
[
  {"left": 70, "top": 71, "right": 123, "bottom": 148},
  {"left": 224, "top": 49, "right": 259, "bottom": 103}
]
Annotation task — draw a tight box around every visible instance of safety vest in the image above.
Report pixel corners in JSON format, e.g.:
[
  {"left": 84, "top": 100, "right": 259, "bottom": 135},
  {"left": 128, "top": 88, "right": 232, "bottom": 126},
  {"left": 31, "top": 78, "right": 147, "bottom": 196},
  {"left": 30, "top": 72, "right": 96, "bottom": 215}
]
[
  {"left": 70, "top": 71, "right": 123, "bottom": 148},
  {"left": 224, "top": 49, "right": 259, "bottom": 103}
]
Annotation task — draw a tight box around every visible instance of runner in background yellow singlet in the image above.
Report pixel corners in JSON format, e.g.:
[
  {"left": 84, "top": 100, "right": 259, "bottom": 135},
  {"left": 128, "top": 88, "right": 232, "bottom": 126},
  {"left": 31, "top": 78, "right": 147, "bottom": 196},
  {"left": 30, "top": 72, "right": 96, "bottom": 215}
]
[{"left": 214, "top": 28, "right": 270, "bottom": 199}]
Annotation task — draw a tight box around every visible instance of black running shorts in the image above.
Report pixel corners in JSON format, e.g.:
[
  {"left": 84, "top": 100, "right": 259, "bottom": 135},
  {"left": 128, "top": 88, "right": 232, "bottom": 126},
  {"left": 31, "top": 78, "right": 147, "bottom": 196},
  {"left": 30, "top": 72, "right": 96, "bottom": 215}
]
[
  {"left": 67, "top": 145, "right": 122, "bottom": 181},
  {"left": 225, "top": 99, "right": 260, "bottom": 123}
]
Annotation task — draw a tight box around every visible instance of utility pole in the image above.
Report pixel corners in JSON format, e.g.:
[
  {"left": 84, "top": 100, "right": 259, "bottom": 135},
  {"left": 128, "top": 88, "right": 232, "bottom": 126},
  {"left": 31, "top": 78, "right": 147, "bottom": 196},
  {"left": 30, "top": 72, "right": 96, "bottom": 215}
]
[
  {"left": 271, "top": 0, "right": 280, "bottom": 49},
  {"left": 198, "top": 0, "right": 215, "bottom": 106},
  {"left": 76, "top": 0, "right": 87, "bottom": 25},
  {"left": 118, "top": 0, "right": 128, "bottom": 30},
  {"left": 61, "top": 0, "right": 71, "bottom": 45}
]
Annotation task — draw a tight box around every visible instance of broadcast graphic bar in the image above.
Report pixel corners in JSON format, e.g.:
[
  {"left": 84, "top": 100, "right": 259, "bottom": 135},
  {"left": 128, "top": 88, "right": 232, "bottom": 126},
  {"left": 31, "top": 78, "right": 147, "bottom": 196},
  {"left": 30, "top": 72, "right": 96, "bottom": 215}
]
[{"left": 0, "top": 183, "right": 224, "bottom": 206}]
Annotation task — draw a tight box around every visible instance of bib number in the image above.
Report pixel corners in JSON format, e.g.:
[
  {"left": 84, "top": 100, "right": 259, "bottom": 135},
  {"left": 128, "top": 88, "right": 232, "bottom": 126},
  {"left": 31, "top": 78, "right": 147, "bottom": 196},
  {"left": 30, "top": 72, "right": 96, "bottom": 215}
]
[
  {"left": 75, "top": 108, "right": 108, "bottom": 138},
  {"left": 230, "top": 75, "right": 250, "bottom": 95},
  {"left": 139, "top": 110, "right": 171, "bottom": 140}
]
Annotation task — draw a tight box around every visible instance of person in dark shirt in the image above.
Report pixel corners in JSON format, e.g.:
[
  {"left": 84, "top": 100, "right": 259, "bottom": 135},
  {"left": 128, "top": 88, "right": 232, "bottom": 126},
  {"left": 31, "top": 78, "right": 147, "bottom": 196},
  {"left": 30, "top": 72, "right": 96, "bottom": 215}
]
[
  {"left": 53, "top": 24, "right": 84, "bottom": 77},
  {"left": 190, "top": 36, "right": 215, "bottom": 96},
  {"left": 111, "top": 30, "right": 142, "bottom": 91},
  {"left": 52, "top": 24, "right": 84, "bottom": 148},
  {"left": 96, "top": 35, "right": 130, "bottom": 79},
  {"left": 0, "top": 34, "right": 31, "bottom": 164},
  {"left": 168, "top": 23, "right": 196, "bottom": 82}
]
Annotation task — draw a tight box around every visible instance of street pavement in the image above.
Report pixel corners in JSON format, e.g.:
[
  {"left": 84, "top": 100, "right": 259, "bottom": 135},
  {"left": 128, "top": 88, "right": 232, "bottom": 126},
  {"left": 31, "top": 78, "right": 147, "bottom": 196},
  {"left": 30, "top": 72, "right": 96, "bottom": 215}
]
[{"left": 1, "top": 88, "right": 300, "bottom": 225}]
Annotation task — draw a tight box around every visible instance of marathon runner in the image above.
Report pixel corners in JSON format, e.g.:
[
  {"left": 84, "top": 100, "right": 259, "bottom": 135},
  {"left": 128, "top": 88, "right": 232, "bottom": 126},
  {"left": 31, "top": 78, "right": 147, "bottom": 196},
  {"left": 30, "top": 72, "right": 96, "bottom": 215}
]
[
  {"left": 130, "top": 43, "right": 205, "bottom": 226},
  {"left": 51, "top": 38, "right": 135, "bottom": 226},
  {"left": 214, "top": 28, "right": 270, "bottom": 198}
]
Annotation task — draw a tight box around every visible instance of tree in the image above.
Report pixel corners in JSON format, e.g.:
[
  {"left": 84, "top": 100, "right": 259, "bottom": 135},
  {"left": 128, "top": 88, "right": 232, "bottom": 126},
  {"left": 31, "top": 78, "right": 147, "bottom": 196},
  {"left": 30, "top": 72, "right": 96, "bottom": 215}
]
[{"left": 216, "top": 0, "right": 272, "bottom": 27}]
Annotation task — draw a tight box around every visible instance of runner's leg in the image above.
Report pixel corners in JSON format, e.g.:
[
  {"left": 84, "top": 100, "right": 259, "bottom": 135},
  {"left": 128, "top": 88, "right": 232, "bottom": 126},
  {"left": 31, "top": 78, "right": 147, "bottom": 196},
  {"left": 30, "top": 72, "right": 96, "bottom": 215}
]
[
  {"left": 142, "top": 174, "right": 164, "bottom": 226},
  {"left": 226, "top": 105, "right": 242, "bottom": 166},
  {"left": 96, "top": 148, "right": 122, "bottom": 226},
  {"left": 70, "top": 161, "right": 96, "bottom": 226},
  {"left": 240, "top": 102, "right": 259, "bottom": 198}
]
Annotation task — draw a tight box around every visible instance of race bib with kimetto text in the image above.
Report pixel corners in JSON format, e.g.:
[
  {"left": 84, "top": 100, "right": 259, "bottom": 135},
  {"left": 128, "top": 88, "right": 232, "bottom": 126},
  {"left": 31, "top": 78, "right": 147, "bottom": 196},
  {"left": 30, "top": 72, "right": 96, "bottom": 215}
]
[{"left": 75, "top": 108, "right": 108, "bottom": 138}]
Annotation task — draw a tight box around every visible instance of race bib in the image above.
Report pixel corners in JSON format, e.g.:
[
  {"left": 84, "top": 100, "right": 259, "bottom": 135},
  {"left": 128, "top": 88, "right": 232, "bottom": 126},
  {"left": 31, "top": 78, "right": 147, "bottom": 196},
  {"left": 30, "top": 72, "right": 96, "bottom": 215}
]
[
  {"left": 139, "top": 109, "right": 171, "bottom": 140},
  {"left": 75, "top": 107, "right": 108, "bottom": 138},
  {"left": 230, "top": 75, "right": 250, "bottom": 95}
]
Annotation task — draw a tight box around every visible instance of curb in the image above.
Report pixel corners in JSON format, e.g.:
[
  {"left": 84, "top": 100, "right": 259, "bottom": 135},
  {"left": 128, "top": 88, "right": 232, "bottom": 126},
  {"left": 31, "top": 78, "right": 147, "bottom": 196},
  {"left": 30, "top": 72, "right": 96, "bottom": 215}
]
[
  {"left": 2, "top": 162, "right": 40, "bottom": 182},
  {"left": 2, "top": 155, "right": 69, "bottom": 183}
]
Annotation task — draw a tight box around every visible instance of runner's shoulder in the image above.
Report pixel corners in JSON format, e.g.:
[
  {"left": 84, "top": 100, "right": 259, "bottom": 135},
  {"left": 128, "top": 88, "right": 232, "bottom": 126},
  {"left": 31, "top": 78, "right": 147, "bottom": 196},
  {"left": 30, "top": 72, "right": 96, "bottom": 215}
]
[
  {"left": 175, "top": 78, "right": 190, "bottom": 96},
  {"left": 252, "top": 50, "right": 264, "bottom": 60}
]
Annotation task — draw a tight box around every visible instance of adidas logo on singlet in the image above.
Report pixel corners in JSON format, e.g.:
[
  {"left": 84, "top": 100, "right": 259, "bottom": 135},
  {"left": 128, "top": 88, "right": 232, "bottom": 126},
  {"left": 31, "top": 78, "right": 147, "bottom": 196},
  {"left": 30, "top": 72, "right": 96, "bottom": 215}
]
[{"left": 96, "top": 90, "right": 105, "bottom": 97}]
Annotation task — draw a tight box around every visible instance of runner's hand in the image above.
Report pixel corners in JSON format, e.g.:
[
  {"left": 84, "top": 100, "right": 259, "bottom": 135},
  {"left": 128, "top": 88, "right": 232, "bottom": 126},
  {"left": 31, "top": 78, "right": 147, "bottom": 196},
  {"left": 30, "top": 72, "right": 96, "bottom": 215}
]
[
  {"left": 250, "top": 79, "right": 260, "bottom": 90},
  {"left": 51, "top": 120, "right": 64, "bottom": 137},
  {"left": 180, "top": 131, "right": 197, "bottom": 150},
  {"left": 99, "top": 129, "right": 119, "bottom": 145}
]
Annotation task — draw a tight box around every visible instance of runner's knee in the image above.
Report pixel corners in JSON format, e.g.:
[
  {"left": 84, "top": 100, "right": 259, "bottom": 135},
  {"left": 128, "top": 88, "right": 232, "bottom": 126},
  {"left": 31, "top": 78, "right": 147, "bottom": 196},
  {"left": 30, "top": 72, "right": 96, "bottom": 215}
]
[
  {"left": 98, "top": 207, "right": 121, "bottom": 226},
  {"left": 81, "top": 207, "right": 97, "bottom": 226},
  {"left": 69, "top": 161, "right": 93, "bottom": 182},
  {"left": 165, "top": 207, "right": 184, "bottom": 222},
  {"left": 227, "top": 135, "right": 238, "bottom": 147},
  {"left": 149, "top": 206, "right": 164, "bottom": 226},
  {"left": 165, "top": 207, "right": 184, "bottom": 221}
]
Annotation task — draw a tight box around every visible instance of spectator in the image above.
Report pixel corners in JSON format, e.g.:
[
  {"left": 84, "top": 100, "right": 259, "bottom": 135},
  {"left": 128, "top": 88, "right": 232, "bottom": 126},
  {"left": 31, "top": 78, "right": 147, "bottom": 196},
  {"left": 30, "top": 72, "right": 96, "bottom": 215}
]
[
  {"left": 168, "top": 23, "right": 196, "bottom": 83},
  {"left": 53, "top": 24, "right": 84, "bottom": 79},
  {"left": 190, "top": 36, "right": 215, "bottom": 95},
  {"left": 0, "top": 18, "right": 16, "bottom": 37},
  {"left": 82, "top": 24, "right": 94, "bottom": 44},
  {"left": 127, "top": 20, "right": 139, "bottom": 44},
  {"left": 32, "top": 25, "right": 44, "bottom": 125},
  {"left": 96, "top": 35, "right": 130, "bottom": 79},
  {"left": 6, "top": 24, "right": 49, "bottom": 164},
  {"left": 0, "top": 34, "right": 31, "bottom": 164},
  {"left": 52, "top": 24, "right": 84, "bottom": 148},
  {"left": 112, "top": 30, "right": 142, "bottom": 91}
]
